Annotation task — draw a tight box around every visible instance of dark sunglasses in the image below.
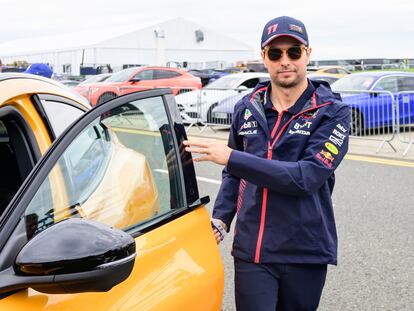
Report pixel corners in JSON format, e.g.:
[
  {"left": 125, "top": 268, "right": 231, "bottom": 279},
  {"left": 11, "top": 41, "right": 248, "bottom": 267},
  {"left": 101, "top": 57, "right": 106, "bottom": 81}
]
[{"left": 263, "top": 46, "right": 307, "bottom": 61}]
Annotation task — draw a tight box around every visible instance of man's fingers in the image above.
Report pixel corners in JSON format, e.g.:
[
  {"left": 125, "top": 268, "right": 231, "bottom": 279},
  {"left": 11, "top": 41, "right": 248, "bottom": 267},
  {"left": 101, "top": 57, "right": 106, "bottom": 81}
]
[{"left": 185, "top": 146, "right": 209, "bottom": 154}]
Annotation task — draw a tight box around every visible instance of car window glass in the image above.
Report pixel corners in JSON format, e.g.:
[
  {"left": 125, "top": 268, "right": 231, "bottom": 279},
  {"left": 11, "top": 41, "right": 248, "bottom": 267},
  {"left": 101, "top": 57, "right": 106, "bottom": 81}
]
[
  {"left": 241, "top": 78, "right": 260, "bottom": 89},
  {"left": 40, "top": 100, "right": 84, "bottom": 137},
  {"left": 398, "top": 76, "right": 414, "bottom": 91},
  {"left": 134, "top": 70, "right": 154, "bottom": 81},
  {"left": 154, "top": 70, "right": 181, "bottom": 79},
  {"left": 23, "top": 96, "right": 183, "bottom": 240},
  {"left": 105, "top": 67, "right": 137, "bottom": 82},
  {"left": 374, "top": 77, "right": 399, "bottom": 92}
]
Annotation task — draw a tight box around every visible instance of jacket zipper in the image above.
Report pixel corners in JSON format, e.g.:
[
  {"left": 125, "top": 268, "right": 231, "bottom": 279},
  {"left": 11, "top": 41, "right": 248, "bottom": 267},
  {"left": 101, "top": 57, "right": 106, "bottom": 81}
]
[{"left": 253, "top": 93, "right": 332, "bottom": 263}]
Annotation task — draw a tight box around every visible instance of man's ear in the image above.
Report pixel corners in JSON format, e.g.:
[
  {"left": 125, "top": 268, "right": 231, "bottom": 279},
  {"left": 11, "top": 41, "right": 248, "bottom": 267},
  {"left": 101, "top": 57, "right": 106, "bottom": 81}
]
[{"left": 261, "top": 50, "right": 267, "bottom": 68}]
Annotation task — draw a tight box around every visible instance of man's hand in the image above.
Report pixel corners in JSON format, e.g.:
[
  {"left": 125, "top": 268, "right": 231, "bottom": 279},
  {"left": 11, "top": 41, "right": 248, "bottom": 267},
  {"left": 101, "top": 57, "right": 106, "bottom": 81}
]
[
  {"left": 211, "top": 218, "right": 228, "bottom": 244},
  {"left": 183, "top": 138, "right": 232, "bottom": 165}
]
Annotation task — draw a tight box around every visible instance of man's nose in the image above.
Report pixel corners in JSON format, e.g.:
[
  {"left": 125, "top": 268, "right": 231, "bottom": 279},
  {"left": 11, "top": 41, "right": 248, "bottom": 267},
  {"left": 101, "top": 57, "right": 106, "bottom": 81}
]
[{"left": 279, "top": 51, "right": 290, "bottom": 66}]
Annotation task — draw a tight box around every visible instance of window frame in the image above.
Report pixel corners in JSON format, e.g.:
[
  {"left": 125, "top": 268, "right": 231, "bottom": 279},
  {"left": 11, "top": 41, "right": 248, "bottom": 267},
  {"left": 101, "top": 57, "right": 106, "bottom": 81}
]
[{"left": 0, "top": 89, "right": 203, "bottom": 253}]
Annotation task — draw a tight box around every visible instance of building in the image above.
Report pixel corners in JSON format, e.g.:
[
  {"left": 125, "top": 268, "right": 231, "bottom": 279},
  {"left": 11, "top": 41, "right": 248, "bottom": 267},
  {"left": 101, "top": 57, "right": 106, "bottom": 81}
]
[{"left": 0, "top": 18, "right": 255, "bottom": 75}]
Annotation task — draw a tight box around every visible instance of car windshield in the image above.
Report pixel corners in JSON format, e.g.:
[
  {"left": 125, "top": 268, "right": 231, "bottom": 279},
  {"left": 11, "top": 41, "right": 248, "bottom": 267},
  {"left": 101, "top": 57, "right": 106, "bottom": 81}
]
[
  {"left": 105, "top": 68, "right": 137, "bottom": 83},
  {"left": 332, "top": 75, "right": 375, "bottom": 91},
  {"left": 204, "top": 75, "right": 242, "bottom": 90},
  {"left": 79, "top": 74, "right": 110, "bottom": 85}
]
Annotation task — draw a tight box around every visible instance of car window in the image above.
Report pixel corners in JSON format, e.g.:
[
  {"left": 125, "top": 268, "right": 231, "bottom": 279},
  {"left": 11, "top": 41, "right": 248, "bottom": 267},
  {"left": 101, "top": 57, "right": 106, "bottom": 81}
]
[
  {"left": 240, "top": 78, "right": 260, "bottom": 89},
  {"left": 105, "top": 67, "right": 137, "bottom": 82},
  {"left": 40, "top": 100, "right": 85, "bottom": 137},
  {"left": 134, "top": 70, "right": 155, "bottom": 81},
  {"left": 397, "top": 76, "right": 414, "bottom": 92},
  {"left": 23, "top": 96, "right": 183, "bottom": 240},
  {"left": 154, "top": 70, "right": 181, "bottom": 79},
  {"left": 374, "top": 76, "right": 399, "bottom": 92},
  {"left": 325, "top": 68, "right": 338, "bottom": 74},
  {"left": 337, "top": 69, "right": 347, "bottom": 74}
]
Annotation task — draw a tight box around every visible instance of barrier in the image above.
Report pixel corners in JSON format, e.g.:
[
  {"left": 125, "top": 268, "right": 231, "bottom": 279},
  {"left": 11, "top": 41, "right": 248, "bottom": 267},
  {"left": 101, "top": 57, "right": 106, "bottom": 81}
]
[
  {"left": 177, "top": 88, "right": 414, "bottom": 156},
  {"left": 335, "top": 90, "right": 397, "bottom": 153},
  {"left": 395, "top": 91, "right": 414, "bottom": 155}
]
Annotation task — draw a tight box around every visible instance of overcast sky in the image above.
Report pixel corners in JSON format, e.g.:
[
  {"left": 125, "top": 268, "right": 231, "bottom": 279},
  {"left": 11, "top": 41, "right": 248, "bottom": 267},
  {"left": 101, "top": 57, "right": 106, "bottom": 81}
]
[{"left": 1, "top": 0, "right": 413, "bottom": 60}]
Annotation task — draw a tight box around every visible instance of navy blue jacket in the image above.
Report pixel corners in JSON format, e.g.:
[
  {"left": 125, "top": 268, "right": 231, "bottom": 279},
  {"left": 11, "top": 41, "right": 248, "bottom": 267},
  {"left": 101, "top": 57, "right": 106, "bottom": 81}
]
[{"left": 213, "top": 80, "right": 350, "bottom": 264}]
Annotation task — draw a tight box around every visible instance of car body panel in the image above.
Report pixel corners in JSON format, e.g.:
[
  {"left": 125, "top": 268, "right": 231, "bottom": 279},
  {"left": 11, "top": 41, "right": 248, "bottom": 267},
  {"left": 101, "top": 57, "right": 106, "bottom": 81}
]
[
  {"left": 0, "top": 208, "right": 223, "bottom": 311},
  {"left": 0, "top": 81, "right": 224, "bottom": 309},
  {"left": 81, "top": 67, "right": 201, "bottom": 106},
  {"left": 332, "top": 72, "right": 414, "bottom": 131}
]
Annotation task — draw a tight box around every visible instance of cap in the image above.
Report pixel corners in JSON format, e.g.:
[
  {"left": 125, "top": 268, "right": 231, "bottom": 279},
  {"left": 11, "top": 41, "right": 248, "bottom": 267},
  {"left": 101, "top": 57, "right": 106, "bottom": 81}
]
[
  {"left": 24, "top": 63, "right": 53, "bottom": 78},
  {"left": 261, "top": 16, "right": 308, "bottom": 48}
]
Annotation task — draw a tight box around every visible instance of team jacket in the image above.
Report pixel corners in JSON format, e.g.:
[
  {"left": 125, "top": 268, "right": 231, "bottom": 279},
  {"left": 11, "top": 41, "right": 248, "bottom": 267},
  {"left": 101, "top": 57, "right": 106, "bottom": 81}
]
[{"left": 213, "top": 80, "right": 350, "bottom": 264}]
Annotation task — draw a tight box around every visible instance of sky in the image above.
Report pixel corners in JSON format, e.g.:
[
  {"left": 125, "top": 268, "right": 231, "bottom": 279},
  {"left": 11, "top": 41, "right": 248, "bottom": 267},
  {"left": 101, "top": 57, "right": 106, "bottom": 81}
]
[{"left": 0, "top": 0, "right": 413, "bottom": 60}]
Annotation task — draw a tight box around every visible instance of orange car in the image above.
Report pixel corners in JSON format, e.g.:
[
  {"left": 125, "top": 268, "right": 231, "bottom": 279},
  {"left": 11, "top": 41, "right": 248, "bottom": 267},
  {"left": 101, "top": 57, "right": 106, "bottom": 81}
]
[
  {"left": 75, "top": 66, "right": 202, "bottom": 106},
  {"left": 0, "top": 74, "right": 223, "bottom": 310}
]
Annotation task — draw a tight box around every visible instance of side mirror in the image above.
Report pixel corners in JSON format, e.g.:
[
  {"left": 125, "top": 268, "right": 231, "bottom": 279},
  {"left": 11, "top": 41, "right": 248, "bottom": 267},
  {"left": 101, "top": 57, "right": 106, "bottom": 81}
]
[
  {"left": 0, "top": 218, "right": 136, "bottom": 294},
  {"left": 130, "top": 77, "right": 141, "bottom": 83},
  {"left": 236, "top": 85, "right": 248, "bottom": 91}
]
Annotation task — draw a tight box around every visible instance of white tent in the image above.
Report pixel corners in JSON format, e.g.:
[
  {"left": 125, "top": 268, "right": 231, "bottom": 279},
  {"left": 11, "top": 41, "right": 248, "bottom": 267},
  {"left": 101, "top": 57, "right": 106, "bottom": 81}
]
[{"left": 0, "top": 18, "right": 254, "bottom": 75}]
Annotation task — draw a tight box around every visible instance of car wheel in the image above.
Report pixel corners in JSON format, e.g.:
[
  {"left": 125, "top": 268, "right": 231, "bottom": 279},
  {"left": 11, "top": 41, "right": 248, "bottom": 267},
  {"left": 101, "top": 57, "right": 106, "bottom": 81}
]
[
  {"left": 206, "top": 103, "right": 218, "bottom": 124},
  {"left": 350, "top": 108, "right": 364, "bottom": 136},
  {"left": 97, "top": 92, "right": 117, "bottom": 105}
]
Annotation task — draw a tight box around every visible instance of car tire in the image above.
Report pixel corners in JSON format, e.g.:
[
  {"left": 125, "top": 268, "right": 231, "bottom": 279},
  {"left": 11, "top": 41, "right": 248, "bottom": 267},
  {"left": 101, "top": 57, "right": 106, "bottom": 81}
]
[
  {"left": 206, "top": 103, "right": 218, "bottom": 124},
  {"left": 350, "top": 108, "right": 364, "bottom": 136},
  {"left": 97, "top": 92, "right": 117, "bottom": 106}
]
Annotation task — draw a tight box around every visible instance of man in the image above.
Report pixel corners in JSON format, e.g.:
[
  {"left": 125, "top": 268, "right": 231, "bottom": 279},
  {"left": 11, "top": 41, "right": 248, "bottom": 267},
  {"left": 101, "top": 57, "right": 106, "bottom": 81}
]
[{"left": 184, "top": 16, "right": 350, "bottom": 311}]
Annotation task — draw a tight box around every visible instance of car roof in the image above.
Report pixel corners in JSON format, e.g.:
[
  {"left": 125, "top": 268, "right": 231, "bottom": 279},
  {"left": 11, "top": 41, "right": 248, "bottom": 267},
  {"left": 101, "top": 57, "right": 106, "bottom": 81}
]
[
  {"left": 349, "top": 71, "right": 414, "bottom": 77},
  {"left": 0, "top": 73, "right": 90, "bottom": 109}
]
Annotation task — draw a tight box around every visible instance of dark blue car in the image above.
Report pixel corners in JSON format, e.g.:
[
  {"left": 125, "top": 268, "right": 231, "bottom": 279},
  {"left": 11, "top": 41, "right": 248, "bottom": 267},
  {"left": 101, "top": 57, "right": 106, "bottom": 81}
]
[{"left": 331, "top": 72, "right": 414, "bottom": 135}]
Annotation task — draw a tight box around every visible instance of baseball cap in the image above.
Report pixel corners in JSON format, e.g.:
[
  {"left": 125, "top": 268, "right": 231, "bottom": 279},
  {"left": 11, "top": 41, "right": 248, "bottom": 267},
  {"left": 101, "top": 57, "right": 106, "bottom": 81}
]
[
  {"left": 24, "top": 63, "right": 53, "bottom": 78},
  {"left": 261, "top": 16, "right": 308, "bottom": 48}
]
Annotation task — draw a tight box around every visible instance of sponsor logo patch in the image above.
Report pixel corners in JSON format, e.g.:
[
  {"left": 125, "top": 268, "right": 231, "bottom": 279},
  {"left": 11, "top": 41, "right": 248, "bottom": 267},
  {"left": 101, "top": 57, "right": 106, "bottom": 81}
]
[
  {"left": 288, "top": 129, "right": 310, "bottom": 136},
  {"left": 325, "top": 142, "right": 338, "bottom": 155},
  {"left": 244, "top": 108, "right": 252, "bottom": 120},
  {"left": 240, "top": 121, "right": 257, "bottom": 130},
  {"left": 239, "top": 129, "right": 258, "bottom": 136},
  {"left": 316, "top": 153, "right": 333, "bottom": 168},
  {"left": 289, "top": 24, "right": 304, "bottom": 34}
]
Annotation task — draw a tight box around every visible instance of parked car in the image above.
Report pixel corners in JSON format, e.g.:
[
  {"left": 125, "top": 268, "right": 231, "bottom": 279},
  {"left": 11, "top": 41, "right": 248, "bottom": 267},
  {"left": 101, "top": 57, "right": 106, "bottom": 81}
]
[
  {"left": 307, "top": 66, "right": 351, "bottom": 78},
  {"left": 85, "top": 66, "right": 202, "bottom": 106},
  {"left": 187, "top": 69, "right": 229, "bottom": 86},
  {"left": 176, "top": 72, "right": 270, "bottom": 124},
  {"left": 209, "top": 74, "right": 339, "bottom": 126},
  {"left": 78, "top": 73, "right": 112, "bottom": 85},
  {"left": 308, "top": 73, "right": 340, "bottom": 86},
  {"left": 74, "top": 73, "right": 112, "bottom": 102},
  {"left": 59, "top": 79, "right": 81, "bottom": 88},
  {"left": 0, "top": 73, "right": 223, "bottom": 310},
  {"left": 331, "top": 71, "right": 414, "bottom": 135}
]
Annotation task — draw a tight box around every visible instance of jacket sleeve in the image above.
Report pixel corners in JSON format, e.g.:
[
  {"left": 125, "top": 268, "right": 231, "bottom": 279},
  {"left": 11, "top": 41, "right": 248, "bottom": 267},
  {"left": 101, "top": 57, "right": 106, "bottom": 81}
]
[
  {"left": 212, "top": 107, "right": 244, "bottom": 231},
  {"left": 226, "top": 104, "right": 350, "bottom": 196}
]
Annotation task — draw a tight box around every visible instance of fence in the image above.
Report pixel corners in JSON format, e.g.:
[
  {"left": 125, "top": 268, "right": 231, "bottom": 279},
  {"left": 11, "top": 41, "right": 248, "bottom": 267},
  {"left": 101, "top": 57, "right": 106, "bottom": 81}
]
[{"left": 177, "top": 88, "right": 414, "bottom": 156}]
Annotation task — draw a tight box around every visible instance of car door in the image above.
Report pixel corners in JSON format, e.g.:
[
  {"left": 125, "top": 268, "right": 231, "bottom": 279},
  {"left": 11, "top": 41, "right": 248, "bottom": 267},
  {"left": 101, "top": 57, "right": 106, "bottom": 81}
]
[
  {"left": 0, "top": 89, "right": 224, "bottom": 310},
  {"left": 372, "top": 76, "right": 399, "bottom": 128},
  {"left": 122, "top": 70, "right": 157, "bottom": 95},
  {"left": 396, "top": 76, "right": 414, "bottom": 126}
]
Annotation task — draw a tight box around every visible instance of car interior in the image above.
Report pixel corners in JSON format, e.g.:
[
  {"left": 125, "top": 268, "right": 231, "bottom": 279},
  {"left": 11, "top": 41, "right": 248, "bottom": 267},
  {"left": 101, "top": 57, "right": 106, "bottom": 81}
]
[{"left": 0, "top": 107, "right": 39, "bottom": 218}]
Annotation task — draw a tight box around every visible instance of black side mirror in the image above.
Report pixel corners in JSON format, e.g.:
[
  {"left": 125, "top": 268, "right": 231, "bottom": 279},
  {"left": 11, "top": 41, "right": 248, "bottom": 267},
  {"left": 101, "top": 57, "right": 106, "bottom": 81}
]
[
  {"left": 0, "top": 218, "right": 136, "bottom": 294},
  {"left": 130, "top": 77, "right": 141, "bottom": 83}
]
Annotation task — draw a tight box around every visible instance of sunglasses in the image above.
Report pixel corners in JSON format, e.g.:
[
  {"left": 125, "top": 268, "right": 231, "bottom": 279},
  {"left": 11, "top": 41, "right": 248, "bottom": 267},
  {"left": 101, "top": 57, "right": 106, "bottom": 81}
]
[{"left": 263, "top": 46, "right": 307, "bottom": 61}]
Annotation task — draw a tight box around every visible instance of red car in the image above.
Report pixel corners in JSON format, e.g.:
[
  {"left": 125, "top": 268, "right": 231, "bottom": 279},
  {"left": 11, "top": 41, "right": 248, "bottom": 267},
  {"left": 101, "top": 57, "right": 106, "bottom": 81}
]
[{"left": 75, "top": 66, "right": 201, "bottom": 106}]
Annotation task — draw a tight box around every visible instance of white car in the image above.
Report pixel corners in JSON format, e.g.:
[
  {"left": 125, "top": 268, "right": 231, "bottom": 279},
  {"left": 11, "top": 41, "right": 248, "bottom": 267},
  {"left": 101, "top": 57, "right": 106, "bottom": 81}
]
[{"left": 176, "top": 72, "right": 270, "bottom": 124}]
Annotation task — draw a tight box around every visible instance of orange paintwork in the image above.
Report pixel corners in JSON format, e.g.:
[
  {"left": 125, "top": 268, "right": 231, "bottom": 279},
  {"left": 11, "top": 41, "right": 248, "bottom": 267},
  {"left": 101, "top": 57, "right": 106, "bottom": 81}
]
[
  {"left": 0, "top": 208, "right": 224, "bottom": 310},
  {"left": 75, "top": 66, "right": 202, "bottom": 106},
  {"left": 0, "top": 75, "right": 224, "bottom": 310}
]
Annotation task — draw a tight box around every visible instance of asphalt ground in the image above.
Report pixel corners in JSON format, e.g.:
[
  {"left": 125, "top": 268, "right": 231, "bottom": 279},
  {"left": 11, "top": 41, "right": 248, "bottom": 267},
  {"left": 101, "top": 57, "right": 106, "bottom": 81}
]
[{"left": 193, "top": 154, "right": 414, "bottom": 311}]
